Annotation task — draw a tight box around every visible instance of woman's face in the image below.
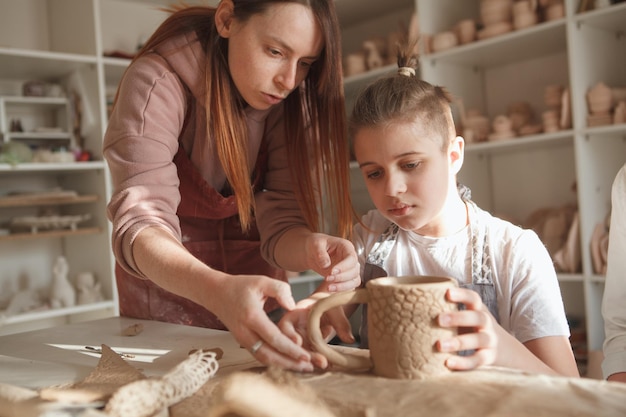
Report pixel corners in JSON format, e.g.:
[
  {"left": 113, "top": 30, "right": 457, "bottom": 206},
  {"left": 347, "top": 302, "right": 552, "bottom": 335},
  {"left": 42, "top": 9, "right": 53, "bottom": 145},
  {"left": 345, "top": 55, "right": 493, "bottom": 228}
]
[{"left": 217, "top": 2, "right": 323, "bottom": 110}]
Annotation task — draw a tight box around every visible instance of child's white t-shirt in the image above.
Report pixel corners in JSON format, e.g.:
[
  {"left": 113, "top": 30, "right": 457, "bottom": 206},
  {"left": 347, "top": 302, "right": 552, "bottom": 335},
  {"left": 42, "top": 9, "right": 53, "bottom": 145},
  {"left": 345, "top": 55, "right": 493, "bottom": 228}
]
[{"left": 353, "top": 207, "right": 571, "bottom": 343}]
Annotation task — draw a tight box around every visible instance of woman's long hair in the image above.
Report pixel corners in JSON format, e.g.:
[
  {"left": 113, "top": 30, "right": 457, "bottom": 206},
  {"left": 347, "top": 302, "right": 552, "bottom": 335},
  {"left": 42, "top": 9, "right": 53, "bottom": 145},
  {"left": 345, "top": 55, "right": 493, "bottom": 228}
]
[{"left": 116, "top": 0, "right": 354, "bottom": 238}]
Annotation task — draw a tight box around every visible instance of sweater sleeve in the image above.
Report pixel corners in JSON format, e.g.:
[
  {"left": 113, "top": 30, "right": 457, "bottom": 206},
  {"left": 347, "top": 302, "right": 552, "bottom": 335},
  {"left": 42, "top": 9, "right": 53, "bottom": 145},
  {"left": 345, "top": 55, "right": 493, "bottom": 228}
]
[
  {"left": 103, "top": 54, "right": 187, "bottom": 278},
  {"left": 254, "top": 106, "right": 309, "bottom": 269}
]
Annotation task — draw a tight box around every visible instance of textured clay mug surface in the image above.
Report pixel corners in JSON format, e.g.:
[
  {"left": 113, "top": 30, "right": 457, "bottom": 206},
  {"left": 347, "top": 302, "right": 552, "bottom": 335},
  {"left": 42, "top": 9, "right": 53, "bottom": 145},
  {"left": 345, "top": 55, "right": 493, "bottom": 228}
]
[{"left": 308, "top": 276, "right": 458, "bottom": 380}]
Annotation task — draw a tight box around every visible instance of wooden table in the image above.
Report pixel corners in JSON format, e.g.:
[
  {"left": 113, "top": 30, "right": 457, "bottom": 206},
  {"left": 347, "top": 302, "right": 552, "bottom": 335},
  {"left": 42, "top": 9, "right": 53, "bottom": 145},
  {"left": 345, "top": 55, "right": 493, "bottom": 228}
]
[{"left": 2, "top": 317, "right": 626, "bottom": 417}]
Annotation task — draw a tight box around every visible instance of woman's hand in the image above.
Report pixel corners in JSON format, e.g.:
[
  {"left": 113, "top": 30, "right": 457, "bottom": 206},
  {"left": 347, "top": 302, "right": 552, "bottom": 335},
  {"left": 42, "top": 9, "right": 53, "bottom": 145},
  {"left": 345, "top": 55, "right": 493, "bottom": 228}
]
[
  {"left": 278, "top": 296, "right": 354, "bottom": 369},
  {"left": 435, "top": 287, "right": 499, "bottom": 370},
  {"left": 305, "top": 233, "right": 360, "bottom": 292},
  {"left": 208, "top": 273, "right": 317, "bottom": 372},
  {"left": 132, "top": 227, "right": 318, "bottom": 372}
]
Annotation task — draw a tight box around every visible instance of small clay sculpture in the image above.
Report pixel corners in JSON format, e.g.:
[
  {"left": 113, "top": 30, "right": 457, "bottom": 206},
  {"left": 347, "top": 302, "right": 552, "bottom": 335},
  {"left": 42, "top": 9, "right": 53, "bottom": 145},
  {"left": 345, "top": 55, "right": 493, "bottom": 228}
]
[
  {"left": 76, "top": 272, "right": 104, "bottom": 305},
  {"left": 49, "top": 256, "right": 76, "bottom": 309}
]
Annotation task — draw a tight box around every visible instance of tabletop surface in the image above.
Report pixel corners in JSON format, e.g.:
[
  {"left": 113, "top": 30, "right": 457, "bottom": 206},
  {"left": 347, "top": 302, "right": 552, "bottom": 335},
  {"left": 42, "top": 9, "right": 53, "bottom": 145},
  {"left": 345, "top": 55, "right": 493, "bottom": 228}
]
[
  {"left": 0, "top": 317, "right": 255, "bottom": 389},
  {"left": 2, "top": 317, "right": 626, "bottom": 417}
]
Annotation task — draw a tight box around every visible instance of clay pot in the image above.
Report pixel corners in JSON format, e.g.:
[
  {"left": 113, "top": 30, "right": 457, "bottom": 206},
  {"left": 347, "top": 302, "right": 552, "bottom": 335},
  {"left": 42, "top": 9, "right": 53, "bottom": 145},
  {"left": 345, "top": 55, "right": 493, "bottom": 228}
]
[
  {"left": 431, "top": 31, "right": 458, "bottom": 52},
  {"left": 612, "top": 87, "right": 626, "bottom": 103},
  {"left": 545, "top": 3, "right": 565, "bottom": 20},
  {"left": 464, "top": 113, "right": 490, "bottom": 142},
  {"left": 508, "top": 101, "right": 534, "bottom": 132},
  {"left": 614, "top": 101, "right": 626, "bottom": 124},
  {"left": 481, "top": 0, "right": 513, "bottom": 26},
  {"left": 456, "top": 19, "right": 477, "bottom": 44},
  {"left": 542, "top": 110, "right": 560, "bottom": 132},
  {"left": 519, "top": 123, "right": 543, "bottom": 136},
  {"left": 477, "top": 21, "right": 513, "bottom": 40},
  {"left": 489, "top": 115, "right": 515, "bottom": 141},
  {"left": 492, "top": 114, "right": 514, "bottom": 133},
  {"left": 544, "top": 84, "right": 564, "bottom": 109},
  {"left": 513, "top": 0, "right": 533, "bottom": 14},
  {"left": 363, "top": 40, "right": 384, "bottom": 70},
  {"left": 344, "top": 52, "right": 366, "bottom": 77},
  {"left": 513, "top": 10, "right": 538, "bottom": 30},
  {"left": 587, "top": 82, "right": 613, "bottom": 115}
]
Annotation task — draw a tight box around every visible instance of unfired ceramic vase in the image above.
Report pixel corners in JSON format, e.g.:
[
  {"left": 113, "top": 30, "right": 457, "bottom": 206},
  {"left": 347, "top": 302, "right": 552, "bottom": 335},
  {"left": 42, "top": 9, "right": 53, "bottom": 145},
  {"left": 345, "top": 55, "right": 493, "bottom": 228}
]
[{"left": 308, "top": 276, "right": 458, "bottom": 380}]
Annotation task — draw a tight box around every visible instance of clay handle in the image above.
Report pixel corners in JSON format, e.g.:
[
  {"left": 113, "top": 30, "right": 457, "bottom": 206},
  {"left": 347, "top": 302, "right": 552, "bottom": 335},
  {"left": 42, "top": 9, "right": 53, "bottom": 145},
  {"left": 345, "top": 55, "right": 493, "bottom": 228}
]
[{"left": 308, "top": 289, "right": 371, "bottom": 370}]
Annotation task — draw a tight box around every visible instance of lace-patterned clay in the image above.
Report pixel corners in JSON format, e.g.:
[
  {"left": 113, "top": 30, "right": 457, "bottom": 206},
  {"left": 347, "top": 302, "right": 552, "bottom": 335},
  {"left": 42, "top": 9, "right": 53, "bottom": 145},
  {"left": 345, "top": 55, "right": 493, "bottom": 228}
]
[{"left": 105, "top": 349, "right": 219, "bottom": 417}]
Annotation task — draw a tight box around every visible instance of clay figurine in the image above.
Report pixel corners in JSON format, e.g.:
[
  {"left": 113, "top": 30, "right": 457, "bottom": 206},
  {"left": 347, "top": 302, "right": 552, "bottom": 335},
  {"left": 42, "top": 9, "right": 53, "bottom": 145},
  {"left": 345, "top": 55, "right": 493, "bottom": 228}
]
[
  {"left": 76, "top": 272, "right": 104, "bottom": 305},
  {"left": 1, "top": 289, "right": 42, "bottom": 317},
  {"left": 50, "top": 256, "right": 76, "bottom": 308}
]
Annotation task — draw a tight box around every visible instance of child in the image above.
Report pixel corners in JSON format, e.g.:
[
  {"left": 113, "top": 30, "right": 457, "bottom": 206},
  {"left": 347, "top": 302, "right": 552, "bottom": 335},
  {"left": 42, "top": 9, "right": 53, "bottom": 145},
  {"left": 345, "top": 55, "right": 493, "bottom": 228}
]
[
  {"left": 347, "top": 44, "right": 580, "bottom": 377},
  {"left": 281, "top": 44, "right": 580, "bottom": 377}
]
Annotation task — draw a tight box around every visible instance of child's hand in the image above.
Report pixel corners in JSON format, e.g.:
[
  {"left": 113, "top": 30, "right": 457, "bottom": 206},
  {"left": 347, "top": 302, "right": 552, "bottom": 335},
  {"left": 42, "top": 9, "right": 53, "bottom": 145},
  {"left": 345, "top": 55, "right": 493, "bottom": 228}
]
[{"left": 435, "top": 287, "right": 499, "bottom": 370}]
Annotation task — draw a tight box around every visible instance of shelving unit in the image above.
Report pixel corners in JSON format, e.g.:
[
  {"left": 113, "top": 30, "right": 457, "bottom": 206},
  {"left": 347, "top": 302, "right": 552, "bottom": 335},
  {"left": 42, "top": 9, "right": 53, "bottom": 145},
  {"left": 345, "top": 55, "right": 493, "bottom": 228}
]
[
  {"left": 340, "top": 0, "right": 624, "bottom": 376},
  {"left": 412, "top": 0, "right": 625, "bottom": 376},
  {"left": 0, "top": 2, "right": 621, "bottom": 376},
  {"left": 0, "top": 0, "right": 114, "bottom": 335}
]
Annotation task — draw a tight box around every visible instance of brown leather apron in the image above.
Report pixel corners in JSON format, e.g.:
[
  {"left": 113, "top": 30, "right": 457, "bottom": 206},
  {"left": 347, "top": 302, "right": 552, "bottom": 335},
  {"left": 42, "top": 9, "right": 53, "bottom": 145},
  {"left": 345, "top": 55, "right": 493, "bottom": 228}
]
[{"left": 115, "top": 140, "right": 286, "bottom": 329}]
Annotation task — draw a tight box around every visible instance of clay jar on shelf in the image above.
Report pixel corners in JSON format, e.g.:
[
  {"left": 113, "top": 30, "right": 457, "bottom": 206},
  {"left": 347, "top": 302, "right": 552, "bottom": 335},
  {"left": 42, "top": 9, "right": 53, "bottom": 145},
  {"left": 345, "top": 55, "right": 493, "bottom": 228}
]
[
  {"left": 481, "top": 0, "right": 513, "bottom": 26},
  {"left": 544, "top": 0, "right": 565, "bottom": 21},
  {"left": 463, "top": 109, "right": 491, "bottom": 143},
  {"left": 431, "top": 31, "right": 458, "bottom": 53},
  {"left": 512, "top": 0, "right": 538, "bottom": 30},
  {"left": 489, "top": 115, "right": 516, "bottom": 141},
  {"left": 587, "top": 82, "right": 613, "bottom": 115},
  {"left": 344, "top": 52, "right": 367, "bottom": 77},
  {"left": 455, "top": 19, "right": 477, "bottom": 45}
]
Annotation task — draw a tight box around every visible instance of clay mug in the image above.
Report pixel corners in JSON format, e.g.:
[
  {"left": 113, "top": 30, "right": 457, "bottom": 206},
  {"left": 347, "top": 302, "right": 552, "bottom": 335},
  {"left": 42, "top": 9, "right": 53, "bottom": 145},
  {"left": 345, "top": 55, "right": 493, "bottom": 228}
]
[{"left": 308, "top": 276, "right": 458, "bottom": 380}]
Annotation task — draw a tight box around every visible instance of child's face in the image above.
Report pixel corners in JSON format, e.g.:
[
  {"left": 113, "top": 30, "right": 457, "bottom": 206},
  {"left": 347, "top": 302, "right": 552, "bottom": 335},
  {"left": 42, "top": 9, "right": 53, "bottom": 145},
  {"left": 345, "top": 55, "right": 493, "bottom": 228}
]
[
  {"left": 353, "top": 120, "right": 458, "bottom": 236},
  {"left": 217, "top": 2, "right": 323, "bottom": 110}
]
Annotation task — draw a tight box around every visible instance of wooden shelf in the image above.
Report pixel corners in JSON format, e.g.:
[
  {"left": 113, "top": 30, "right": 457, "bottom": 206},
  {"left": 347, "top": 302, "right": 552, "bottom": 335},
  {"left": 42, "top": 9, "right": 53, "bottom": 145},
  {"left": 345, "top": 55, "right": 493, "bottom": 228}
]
[
  {"left": 0, "top": 300, "right": 116, "bottom": 326},
  {"left": 0, "top": 227, "right": 102, "bottom": 241},
  {"left": 0, "top": 193, "right": 98, "bottom": 208}
]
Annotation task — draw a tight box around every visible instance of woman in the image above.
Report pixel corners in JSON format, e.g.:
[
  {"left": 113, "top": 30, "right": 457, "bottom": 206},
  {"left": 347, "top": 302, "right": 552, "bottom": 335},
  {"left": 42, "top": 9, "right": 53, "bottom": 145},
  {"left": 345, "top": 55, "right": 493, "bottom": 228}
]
[{"left": 103, "top": 0, "right": 359, "bottom": 372}]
